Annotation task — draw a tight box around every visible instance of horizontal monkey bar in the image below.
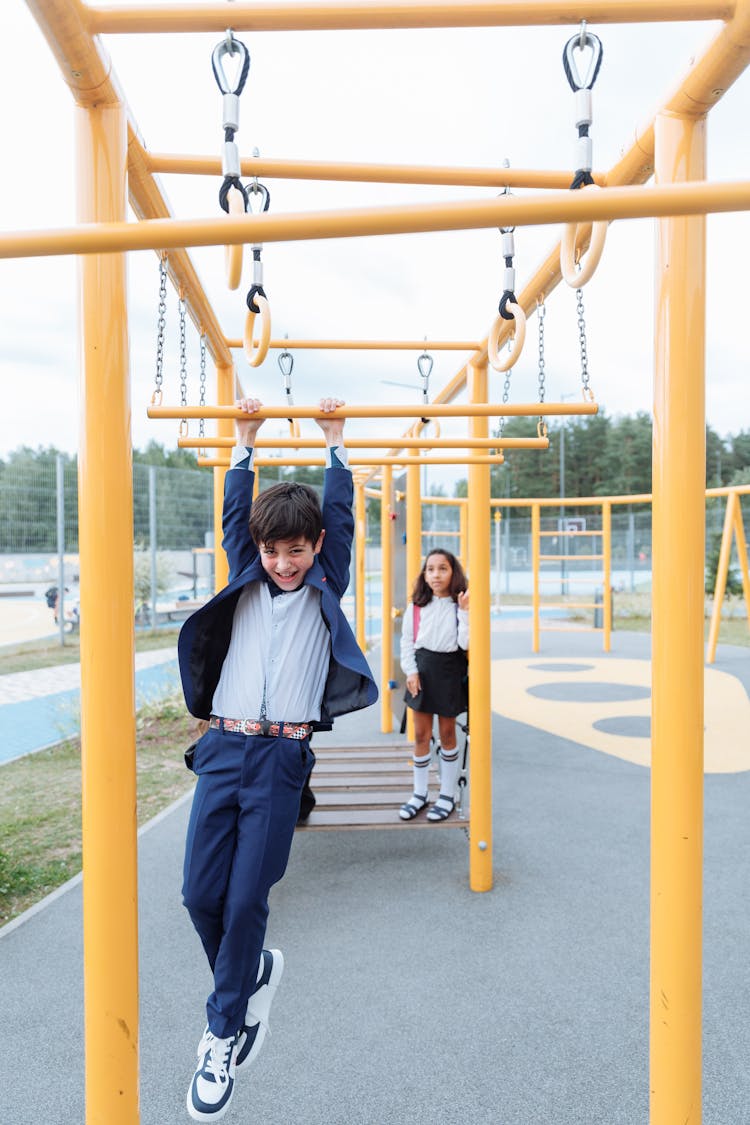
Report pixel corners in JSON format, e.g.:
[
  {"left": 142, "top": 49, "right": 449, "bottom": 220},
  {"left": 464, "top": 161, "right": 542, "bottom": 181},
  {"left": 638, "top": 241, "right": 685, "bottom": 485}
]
[
  {"left": 178, "top": 436, "right": 549, "bottom": 449},
  {"left": 3, "top": 181, "right": 749, "bottom": 259},
  {"left": 225, "top": 338, "right": 481, "bottom": 351},
  {"left": 199, "top": 455, "right": 506, "bottom": 467},
  {"left": 88, "top": 0, "right": 732, "bottom": 34},
  {"left": 147, "top": 153, "right": 605, "bottom": 190},
  {"left": 150, "top": 402, "right": 595, "bottom": 420}
]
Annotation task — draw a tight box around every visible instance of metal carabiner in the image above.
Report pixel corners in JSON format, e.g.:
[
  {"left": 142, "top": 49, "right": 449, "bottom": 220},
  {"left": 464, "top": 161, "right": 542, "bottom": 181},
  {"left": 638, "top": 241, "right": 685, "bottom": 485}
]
[
  {"left": 211, "top": 32, "right": 251, "bottom": 95},
  {"left": 417, "top": 350, "right": 433, "bottom": 384},
  {"left": 246, "top": 181, "right": 271, "bottom": 215},
  {"left": 278, "top": 348, "right": 294, "bottom": 382},
  {"left": 562, "top": 28, "right": 603, "bottom": 91}
]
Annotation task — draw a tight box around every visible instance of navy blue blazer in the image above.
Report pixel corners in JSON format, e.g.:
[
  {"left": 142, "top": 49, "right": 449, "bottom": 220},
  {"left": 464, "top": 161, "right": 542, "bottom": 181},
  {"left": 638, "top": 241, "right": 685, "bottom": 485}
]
[{"left": 178, "top": 462, "right": 378, "bottom": 727}]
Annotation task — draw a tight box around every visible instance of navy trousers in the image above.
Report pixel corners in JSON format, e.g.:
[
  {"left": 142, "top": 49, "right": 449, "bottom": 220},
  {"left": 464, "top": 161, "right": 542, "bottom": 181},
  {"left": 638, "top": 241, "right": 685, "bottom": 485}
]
[{"left": 182, "top": 724, "right": 313, "bottom": 1038}]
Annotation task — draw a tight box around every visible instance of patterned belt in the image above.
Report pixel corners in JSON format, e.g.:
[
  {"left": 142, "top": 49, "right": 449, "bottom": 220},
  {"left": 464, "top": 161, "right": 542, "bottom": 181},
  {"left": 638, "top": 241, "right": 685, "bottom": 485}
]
[{"left": 209, "top": 715, "right": 313, "bottom": 741}]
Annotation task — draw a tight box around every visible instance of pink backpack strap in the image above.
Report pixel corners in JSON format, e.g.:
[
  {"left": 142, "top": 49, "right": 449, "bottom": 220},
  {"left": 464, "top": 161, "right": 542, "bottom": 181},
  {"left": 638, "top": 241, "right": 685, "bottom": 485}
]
[{"left": 413, "top": 603, "right": 421, "bottom": 639}]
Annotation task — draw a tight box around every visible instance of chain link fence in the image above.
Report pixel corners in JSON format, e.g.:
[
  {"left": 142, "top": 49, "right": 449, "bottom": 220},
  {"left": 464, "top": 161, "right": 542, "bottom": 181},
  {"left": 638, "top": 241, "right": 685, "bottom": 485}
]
[{"left": 0, "top": 458, "right": 213, "bottom": 588}]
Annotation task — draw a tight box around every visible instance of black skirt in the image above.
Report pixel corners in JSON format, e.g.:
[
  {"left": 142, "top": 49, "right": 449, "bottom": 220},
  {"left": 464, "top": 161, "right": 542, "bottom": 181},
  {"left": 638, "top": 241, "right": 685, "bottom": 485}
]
[{"left": 404, "top": 647, "right": 468, "bottom": 717}]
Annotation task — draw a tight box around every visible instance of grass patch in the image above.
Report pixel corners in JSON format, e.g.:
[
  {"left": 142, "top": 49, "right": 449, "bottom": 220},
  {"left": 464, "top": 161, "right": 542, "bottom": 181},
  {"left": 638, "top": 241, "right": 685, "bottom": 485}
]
[
  {"left": 0, "top": 694, "right": 197, "bottom": 927},
  {"left": 0, "top": 628, "right": 182, "bottom": 675},
  {"left": 614, "top": 614, "right": 750, "bottom": 647}
]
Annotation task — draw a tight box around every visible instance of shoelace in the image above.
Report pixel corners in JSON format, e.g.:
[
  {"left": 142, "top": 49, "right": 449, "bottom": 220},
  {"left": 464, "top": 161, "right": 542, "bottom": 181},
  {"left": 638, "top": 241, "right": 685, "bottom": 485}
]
[{"left": 199, "top": 1032, "right": 236, "bottom": 1082}]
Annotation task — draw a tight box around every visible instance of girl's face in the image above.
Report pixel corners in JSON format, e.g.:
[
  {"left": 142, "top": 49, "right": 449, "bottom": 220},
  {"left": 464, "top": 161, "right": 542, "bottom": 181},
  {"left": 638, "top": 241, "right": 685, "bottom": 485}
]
[{"left": 424, "top": 554, "right": 453, "bottom": 596}]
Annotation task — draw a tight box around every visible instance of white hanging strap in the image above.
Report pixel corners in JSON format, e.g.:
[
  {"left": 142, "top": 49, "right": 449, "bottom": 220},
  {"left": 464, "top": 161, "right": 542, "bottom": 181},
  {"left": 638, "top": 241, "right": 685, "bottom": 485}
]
[{"left": 560, "top": 24, "right": 607, "bottom": 288}]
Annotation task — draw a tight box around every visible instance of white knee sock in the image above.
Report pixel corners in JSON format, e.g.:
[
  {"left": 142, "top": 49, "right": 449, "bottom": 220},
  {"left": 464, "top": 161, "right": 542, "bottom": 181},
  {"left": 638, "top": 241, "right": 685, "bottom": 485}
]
[
  {"left": 412, "top": 752, "right": 431, "bottom": 798},
  {"left": 436, "top": 746, "right": 459, "bottom": 805}
]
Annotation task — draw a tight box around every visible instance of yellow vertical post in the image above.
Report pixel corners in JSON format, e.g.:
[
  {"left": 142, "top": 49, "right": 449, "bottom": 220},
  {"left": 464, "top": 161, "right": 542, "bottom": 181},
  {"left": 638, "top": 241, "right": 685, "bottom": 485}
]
[
  {"left": 531, "top": 503, "right": 540, "bottom": 653},
  {"left": 213, "top": 363, "right": 234, "bottom": 592},
  {"left": 406, "top": 457, "right": 422, "bottom": 592},
  {"left": 651, "top": 109, "right": 706, "bottom": 1125},
  {"left": 355, "top": 480, "right": 367, "bottom": 652},
  {"left": 405, "top": 456, "right": 422, "bottom": 743},
  {"left": 467, "top": 360, "right": 492, "bottom": 892},
  {"left": 459, "top": 500, "right": 468, "bottom": 566},
  {"left": 706, "top": 491, "right": 736, "bottom": 663},
  {"left": 76, "top": 101, "right": 139, "bottom": 1124},
  {"left": 380, "top": 466, "right": 394, "bottom": 733},
  {"left": 602, "top": 500, "right": 612, "bottom": 653},
  {"left": 733, "top": 493, "right": 750, "bottom": 623}
]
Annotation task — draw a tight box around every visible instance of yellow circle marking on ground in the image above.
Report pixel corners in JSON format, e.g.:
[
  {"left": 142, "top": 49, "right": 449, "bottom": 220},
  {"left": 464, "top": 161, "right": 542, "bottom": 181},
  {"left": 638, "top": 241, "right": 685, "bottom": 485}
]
[{"left": 491, "top": 656, "right": 750, "bottom": 774}]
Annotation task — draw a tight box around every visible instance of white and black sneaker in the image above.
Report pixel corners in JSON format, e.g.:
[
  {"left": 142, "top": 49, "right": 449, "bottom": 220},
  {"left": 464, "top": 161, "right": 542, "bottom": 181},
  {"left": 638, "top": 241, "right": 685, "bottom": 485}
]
[
  {"left": 187, "top": 1029, "right": 241, "bottom": 1121},
  {"left": 235, "top": 948, "right": 285, "bottom": 1071}
]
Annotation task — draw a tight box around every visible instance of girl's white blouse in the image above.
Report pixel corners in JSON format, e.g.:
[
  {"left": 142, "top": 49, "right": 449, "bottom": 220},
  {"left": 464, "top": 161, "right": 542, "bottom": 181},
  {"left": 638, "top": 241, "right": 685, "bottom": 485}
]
[{"left": 400, "top": 595, "right": 469, "bottom": 676}]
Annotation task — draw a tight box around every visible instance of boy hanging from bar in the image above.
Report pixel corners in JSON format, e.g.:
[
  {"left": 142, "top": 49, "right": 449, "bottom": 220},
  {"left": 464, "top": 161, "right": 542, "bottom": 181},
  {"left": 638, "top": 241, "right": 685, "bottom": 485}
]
[{"left": 178, "top": 395, "right": 377, "bottom": 1121}]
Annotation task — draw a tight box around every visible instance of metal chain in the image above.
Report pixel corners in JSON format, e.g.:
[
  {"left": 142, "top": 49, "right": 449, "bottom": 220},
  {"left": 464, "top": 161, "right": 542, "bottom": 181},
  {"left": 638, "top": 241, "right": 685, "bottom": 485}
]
[
  {"left": 153, "top": 257, "right": 168, "bottom": 402},
  {"left": 537, "top": 301, "right": 547, "bottom": 405},
  {"left": 576, "top": 287, "right": 593, "bottom": 398},
  {"left": 178, "top": 297, "right": 188, "bottom": 409},
  {"left": 537, "top": 299, "right": 548, "bottom": 434},
  {"left": 198, "top": 334, "right": 207, "bottom": 439}
]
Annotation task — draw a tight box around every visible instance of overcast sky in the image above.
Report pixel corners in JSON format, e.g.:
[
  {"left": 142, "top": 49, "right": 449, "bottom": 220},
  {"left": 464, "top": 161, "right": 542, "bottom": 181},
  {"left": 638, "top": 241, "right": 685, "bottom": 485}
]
[{"left": 1, "top": 4, "right": 749, "bottom": 479}]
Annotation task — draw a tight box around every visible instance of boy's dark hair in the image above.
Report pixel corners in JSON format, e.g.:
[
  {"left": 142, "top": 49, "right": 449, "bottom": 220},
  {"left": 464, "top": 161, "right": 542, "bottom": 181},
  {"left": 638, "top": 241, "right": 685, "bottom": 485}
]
[
  {"left": 248, "top": 481, "right": 323, "bottom": 548},
  {"left": 412, "top": 549, "right": 467, "bottom": 607}
]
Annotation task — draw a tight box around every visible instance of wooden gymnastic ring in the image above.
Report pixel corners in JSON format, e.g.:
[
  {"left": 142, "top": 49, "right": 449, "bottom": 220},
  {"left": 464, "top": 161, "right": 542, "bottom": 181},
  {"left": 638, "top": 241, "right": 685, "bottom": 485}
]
[
  {"left": 488, "top": 302, "right": 526, "bottom": 372},
  {"left": 224, "top": 186, "right": 245, "bottom": 291},
  {"left": 560, "top": 188, "right": 607, "bottom": 287},
  {"left": 243, "top": 295, "right": 272, "bottom": 367}
]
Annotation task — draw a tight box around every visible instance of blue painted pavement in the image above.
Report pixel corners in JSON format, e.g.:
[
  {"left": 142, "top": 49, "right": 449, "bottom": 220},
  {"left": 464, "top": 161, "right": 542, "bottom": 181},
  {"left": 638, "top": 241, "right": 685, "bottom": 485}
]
[{"left": 0, "top": 654, "right": 180, "bottom": 765}]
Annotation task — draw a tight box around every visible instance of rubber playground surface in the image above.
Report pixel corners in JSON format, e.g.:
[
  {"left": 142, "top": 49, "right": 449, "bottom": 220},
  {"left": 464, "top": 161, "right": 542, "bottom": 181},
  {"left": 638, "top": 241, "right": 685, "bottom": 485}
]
[{"left": 1, "top": 621, "right": 749, "bottom": 1123}]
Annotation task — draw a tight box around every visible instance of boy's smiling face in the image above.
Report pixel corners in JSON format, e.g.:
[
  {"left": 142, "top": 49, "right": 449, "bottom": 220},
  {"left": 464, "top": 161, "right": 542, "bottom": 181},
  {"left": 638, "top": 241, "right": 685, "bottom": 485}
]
[{"left": 259, "top": 531, "right": 325, "bottom": 591}]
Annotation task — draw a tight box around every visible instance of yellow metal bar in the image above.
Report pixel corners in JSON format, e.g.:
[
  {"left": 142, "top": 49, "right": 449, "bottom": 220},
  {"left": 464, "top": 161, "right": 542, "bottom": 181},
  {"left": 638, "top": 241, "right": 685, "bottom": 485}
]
[
  {"left": 602, "top": 501, "right": 612, "bottom": 653},
  {"left": 198, "top": 456, "right": 505, "bottom": 467},
  {"left": 4, "top": 180, "right": 750, "bottom": 260},
  {"left": 532, "top": 504, "right": 541, "bottom": 653},
  {"left": 405, "top": 457, "right": 421, "bottom": 745},
  {"left": 733, "top": 495, "right": 750, "bottom": 627},
  {"left": 226, "top": 337, "right": 481, "bottom": 351},
  {"left": 181, "top": 436, "right": 547, "bottom": 449},
  {"left": 213, "top": 364, "right": 235, "bottom": 592},
  {"left": 380, "top": 464, "right": 394, "bottom": 734},
  {"left": 148, "top": 152, "right": 601, "bottom": 190},
  {"left": 87, "top": 0, "right": 732, "bottom": 34},
  {"left": 406, "top": 459, "right": 422, "bottom": 603},
  {"left": 467, "top": 360, "right": 492, "bottom": 893},
  {"left": 459, "top": 503, "right": 468, "bottom": 569},
  {"left": 355, "top": 481, "right": 366, "bottom": 652},
  {"left": 650, "top": 110, "right": 706, "bottom": 1125},
  {"left": 153, "top": 402, "right": 595, "bottom": 421},
  {"left": 706, "top": 491, "right": 736, "bottom": 662},
  {"left": 76, "top": 99, "right": 139, "bottom": 1125}
]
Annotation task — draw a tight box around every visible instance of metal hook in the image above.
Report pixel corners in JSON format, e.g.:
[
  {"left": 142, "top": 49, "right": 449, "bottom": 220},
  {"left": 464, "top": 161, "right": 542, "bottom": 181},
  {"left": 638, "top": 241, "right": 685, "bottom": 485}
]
[
  {"left": 417, "top": 350, "right": 433, "bottom": 384},
  {"left": 245, "top": 180, "right": 271, "bottom": 215},
  {"left": 562, "top": 29, "right": 603, "bottom": 91},
  {"left": 278, "top": 349, "right": 294, "bottom": 380},
  {"left": 211, "top": 33, "right": 251, "bottom": 95}
]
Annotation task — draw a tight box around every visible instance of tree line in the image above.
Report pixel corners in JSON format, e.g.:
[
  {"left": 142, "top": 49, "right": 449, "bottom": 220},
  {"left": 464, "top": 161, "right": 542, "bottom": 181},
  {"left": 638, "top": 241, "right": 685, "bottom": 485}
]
[
  {"left": 0, "top": 442, "right": 211, "bottom": 553},
  {"left": 454, "top": 412, "right": 750, "bottom": 504}
]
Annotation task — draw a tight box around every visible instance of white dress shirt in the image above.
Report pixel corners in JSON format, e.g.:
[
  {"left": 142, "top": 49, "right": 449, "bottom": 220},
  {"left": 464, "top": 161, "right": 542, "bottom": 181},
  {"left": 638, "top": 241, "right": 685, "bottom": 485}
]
[
  {"left": 211, "top": 581, "right": 330, "bottom": 722},
  {"left": 400, "top": 595, "right": 469, "bottom": 676},
  {"left": 210, "top": 441, "right": 347, "bottom": 722}
]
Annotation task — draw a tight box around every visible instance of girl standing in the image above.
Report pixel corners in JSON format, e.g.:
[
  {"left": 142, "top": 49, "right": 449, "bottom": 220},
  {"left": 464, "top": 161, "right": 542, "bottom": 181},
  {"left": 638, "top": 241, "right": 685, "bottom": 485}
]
[{"left": 399, "top": 549, "right": 469, "bottom": 822}]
